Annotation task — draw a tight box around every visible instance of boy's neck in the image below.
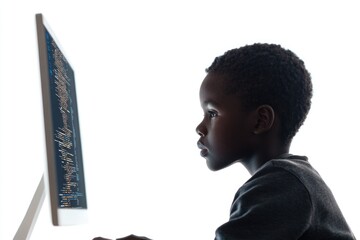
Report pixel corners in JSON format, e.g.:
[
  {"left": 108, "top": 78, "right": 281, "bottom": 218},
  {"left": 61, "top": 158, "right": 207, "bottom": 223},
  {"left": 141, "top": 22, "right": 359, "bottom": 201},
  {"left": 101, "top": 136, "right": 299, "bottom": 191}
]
[{"left": 242, "top": 144, "right": 291, "bottom": 175}]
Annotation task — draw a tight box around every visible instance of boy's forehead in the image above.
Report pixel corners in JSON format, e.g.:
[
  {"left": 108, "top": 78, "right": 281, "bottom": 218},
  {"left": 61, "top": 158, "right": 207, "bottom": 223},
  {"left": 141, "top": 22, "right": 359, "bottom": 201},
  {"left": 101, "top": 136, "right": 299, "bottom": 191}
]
[
  {"left": 200, "top": 73, "right": 227, "bottom": 97},
  {"left": 200, "top": 73, "right": 231, "bottom": 106}
]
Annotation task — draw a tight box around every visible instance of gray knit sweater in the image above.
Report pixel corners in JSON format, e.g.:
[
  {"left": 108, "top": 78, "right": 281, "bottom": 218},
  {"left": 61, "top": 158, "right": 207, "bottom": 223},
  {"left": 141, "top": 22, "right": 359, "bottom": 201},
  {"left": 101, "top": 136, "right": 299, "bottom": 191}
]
[{"left": 215, "top": 155, "right": 356, "bottom": 240}]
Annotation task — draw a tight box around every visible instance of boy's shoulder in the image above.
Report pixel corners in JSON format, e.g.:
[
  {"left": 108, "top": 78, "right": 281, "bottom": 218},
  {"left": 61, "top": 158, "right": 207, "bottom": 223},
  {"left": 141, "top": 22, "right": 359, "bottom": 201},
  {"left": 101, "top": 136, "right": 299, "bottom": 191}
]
[
  {"left": 223, "top": 157, "right": 356, "bottom": 239},
  {"left": 237, "top": 154, "right": 335, "bottom": 214},
  {"left": 241, "top": 154, "right": 314, "bottom": 194},
  {"left": 228, "top": 155, "right": 356, "bottom": 239},
  {"left": 235, "top": 154, "right": 325, "bottom": 205},
  {"left": 233, "top": 155, "right": 314, "bottom": 210},
  {"left": 246, "top": 154, "right": 323, "bottom": 194},
  {"left": 253, "top": 154, "right": 318, "bottom": 182}
]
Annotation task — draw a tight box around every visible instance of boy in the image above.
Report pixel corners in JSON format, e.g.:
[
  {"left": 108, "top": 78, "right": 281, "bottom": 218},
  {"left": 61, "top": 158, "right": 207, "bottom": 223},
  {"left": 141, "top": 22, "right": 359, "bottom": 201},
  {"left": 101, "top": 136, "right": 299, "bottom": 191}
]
[{"left": 94, "top": 43, "right": 356, "bottom": 239}]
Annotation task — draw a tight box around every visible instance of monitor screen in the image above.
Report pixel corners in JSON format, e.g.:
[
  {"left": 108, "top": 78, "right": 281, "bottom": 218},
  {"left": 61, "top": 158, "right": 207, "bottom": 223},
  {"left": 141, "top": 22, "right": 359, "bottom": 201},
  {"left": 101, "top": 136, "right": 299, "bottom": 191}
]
[{"left": 36, "top": 13, "right": 87, "bottom": 226}]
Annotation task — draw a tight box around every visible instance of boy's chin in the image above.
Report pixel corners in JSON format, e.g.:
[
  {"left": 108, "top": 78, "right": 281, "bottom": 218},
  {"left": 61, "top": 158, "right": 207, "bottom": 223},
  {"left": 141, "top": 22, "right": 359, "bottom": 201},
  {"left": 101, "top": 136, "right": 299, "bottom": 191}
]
[{"left": 206, "top": 158, "right": 233, "bottom": 171}]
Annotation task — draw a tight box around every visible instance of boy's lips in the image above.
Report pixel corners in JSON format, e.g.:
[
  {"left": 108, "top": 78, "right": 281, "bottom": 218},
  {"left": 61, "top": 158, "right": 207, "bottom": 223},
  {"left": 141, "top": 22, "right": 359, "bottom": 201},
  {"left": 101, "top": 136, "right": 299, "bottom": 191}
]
[{"left": 197, "top": 141, "right": 208, "bottom": 157}]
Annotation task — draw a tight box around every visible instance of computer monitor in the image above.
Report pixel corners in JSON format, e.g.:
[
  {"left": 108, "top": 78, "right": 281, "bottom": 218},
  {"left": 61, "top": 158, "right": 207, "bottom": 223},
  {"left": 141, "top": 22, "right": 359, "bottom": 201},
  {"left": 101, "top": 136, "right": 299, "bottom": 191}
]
[
  {"left": 35, "top": 13, "right": 88, "bottom": 226},
  {"left": 14, "top": 13, "right": 88, "bottom": 240}
]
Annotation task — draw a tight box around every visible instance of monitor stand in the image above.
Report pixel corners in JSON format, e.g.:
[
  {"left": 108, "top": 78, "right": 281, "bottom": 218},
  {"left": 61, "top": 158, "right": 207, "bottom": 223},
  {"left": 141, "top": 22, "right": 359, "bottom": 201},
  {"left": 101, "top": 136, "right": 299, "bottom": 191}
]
[{"left": 13, "top": 174, "right": 46, "bottom": 240}]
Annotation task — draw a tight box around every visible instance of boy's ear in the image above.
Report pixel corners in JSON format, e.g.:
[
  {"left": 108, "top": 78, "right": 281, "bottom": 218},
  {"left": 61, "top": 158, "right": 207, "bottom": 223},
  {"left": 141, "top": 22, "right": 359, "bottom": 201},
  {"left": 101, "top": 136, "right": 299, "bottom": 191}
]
[{"left": 253, "top": 105, "right": 275, "bottom": 134}]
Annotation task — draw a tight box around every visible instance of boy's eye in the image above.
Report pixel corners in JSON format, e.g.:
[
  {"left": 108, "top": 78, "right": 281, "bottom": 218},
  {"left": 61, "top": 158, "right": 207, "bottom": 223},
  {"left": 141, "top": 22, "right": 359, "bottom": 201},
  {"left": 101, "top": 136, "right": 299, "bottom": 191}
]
[{"left": 208, "top": 110, "right": 218, "bottom": 118}]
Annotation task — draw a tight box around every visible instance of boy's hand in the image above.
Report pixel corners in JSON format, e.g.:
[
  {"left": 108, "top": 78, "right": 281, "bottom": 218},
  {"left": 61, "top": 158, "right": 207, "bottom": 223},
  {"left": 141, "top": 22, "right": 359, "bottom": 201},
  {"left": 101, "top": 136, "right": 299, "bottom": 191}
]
[
  {"left": 93, "top": 234, "right": 151, "bottom": 240},
  {"left": 116, "top": 235, "right": 151, "bottom": 240}
]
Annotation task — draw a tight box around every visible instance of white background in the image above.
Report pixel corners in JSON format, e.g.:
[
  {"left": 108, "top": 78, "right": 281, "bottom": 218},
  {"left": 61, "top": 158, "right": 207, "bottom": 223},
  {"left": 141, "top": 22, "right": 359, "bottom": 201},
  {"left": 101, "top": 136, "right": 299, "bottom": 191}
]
[{"left": 1, "top": 1, "right": 359, "bottom": 239}]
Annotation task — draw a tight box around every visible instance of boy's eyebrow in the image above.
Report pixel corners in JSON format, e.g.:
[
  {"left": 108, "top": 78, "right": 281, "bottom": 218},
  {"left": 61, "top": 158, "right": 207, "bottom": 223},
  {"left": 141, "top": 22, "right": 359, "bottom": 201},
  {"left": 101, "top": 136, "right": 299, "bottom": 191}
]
[{"left": 202, "top": 100, "right": 220, "bottom": 109}]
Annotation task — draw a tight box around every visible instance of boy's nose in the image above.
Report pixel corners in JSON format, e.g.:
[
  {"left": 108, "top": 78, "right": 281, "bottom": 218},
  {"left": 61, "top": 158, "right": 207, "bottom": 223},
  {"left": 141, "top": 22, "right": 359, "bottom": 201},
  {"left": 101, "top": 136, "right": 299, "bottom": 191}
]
[{"left": 196, "top": 123, "right": 206, "bottom": 137}]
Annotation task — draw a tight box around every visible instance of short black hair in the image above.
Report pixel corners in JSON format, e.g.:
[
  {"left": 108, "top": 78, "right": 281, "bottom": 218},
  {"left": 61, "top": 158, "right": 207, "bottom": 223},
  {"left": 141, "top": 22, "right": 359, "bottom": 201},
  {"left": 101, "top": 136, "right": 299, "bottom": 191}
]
[{"left": 206, "top": 43, "right": 313, "bottom": 144}]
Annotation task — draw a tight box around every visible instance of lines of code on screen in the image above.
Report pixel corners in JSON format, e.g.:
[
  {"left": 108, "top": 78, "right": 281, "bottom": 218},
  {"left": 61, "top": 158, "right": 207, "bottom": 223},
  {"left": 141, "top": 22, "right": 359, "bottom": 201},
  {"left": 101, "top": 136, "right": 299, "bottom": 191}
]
[{"left": 45, "top": 28, "right": 87, "bottom": 209}]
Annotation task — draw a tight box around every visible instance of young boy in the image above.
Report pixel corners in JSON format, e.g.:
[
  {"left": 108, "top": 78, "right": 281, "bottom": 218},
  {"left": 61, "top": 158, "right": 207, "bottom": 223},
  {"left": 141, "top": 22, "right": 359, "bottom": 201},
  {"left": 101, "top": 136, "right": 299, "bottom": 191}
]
[{"left": 94, "top": 43, "right": 356, "bottom": 240}]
